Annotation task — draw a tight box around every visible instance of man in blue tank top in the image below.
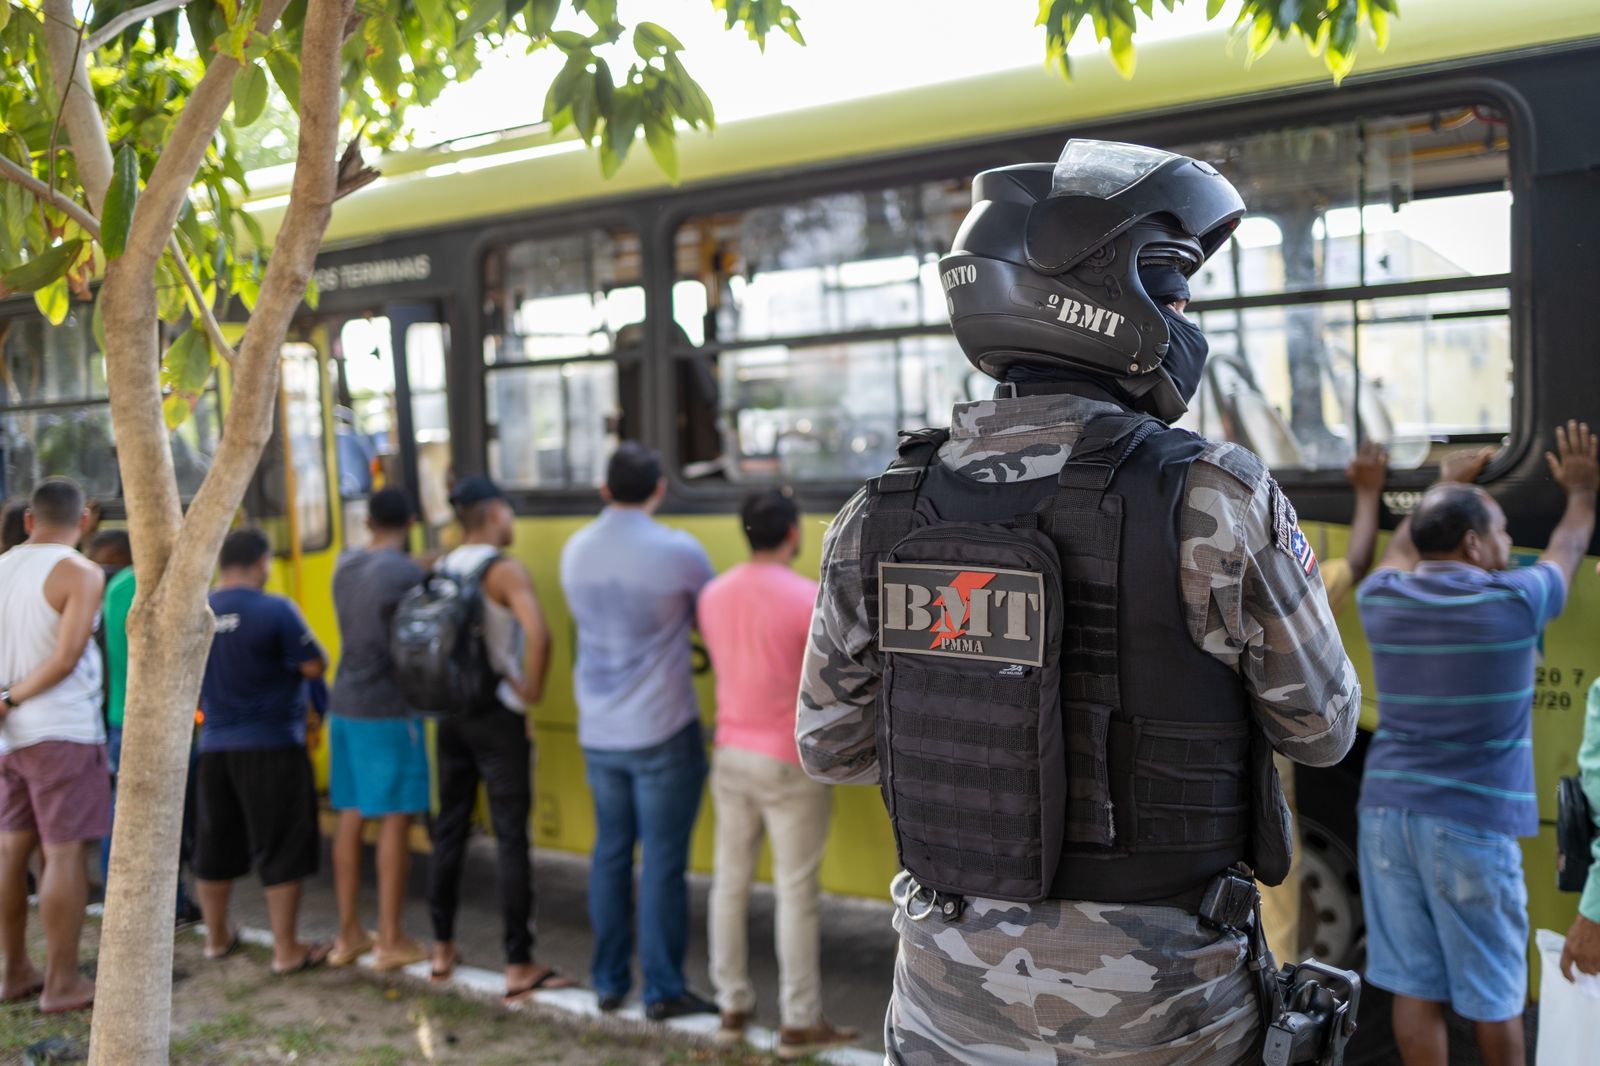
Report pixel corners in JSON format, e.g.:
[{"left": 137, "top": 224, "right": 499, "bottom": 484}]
[{"left": 1357, "top": 422, "right": 1599, "bottom": 1066}]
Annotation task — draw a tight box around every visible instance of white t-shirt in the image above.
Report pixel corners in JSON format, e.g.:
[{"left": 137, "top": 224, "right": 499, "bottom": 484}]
[{"left": 0, "top": 543, "right": 106, "bottom": 751}]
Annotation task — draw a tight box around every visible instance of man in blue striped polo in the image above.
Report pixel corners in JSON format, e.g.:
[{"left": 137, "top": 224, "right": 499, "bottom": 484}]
[{"left": 1356, "top": 421, "right": 1599, "bottom": 1066}]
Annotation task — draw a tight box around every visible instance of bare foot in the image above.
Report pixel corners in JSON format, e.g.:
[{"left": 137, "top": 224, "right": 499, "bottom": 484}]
[
  {"left": 38, "top": 972, "right": 95, "bottom": 1014},
  {"left": 430, "top": 941, "right": 460, "bottom": 982},
  {"left": 1, "top": 960, "right": 44, "bottom": 1003}
]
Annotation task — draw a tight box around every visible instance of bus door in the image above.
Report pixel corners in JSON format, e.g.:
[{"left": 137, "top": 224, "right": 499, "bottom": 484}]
[{"left": 332, "top": 303, "right": 453, "bottom": 548}]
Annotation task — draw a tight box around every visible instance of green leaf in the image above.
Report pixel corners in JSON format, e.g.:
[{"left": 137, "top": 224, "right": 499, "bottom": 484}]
[
  {"left": 457, "top": 0, "right": 501, "bottom": 44},
  {"left": 162, "top": 393, "right": 190, "bottom": 431},
  {"left": 156, "top": 259, "right": 187, "bottom": 323},
  {"left": 0, "top": 4, "right": 10, "bottom": 34},
  {"left": 101, "top": 145, "right": 140, "bottom": 260},
  {"left": 304, "top": 271, "right": 319, "bottom": 310},
  {"left": 165, "top": 329, "right": 215, "bottom": 395},
  {"left": 634, "top": 21, "right": 685, "bottom": 58},
  {"left": 34, "top": 276, "right": 69, "bottom": 326},
  {"left": 415, "top": 0, "right": 449, "bottom": 38},
  {"left": 1206, "top": 0, "right": 1227, "bottom": 18},
  {"left": 265, "top": 49, "right": 301, "bottom": 111},
  {"left": 542, "top": 56, "right": 589, "bottom": 122},
  {"left": 92, "top": 291, "right": 107, "bottom": 350},
  {"left": 2, "top": 238, "right": 84, "bottom": 293},
  {"left": 1370, "top": 3, "right": 1392, "bottom": 50},
  {"left": 1108, "top": 15, "right": 1136, "bottom": 78},
  {"left": 644, "top": 116, "right": 677, "bottom": 182},
  {"left": 369, "top": 19, "right": 405, "bottom": 102},
  {"left": 232, "top": 62, "right": 269, "bottom": 127},
  {"left": 593, "top": 58, "right": 614, "bottom": 115}
]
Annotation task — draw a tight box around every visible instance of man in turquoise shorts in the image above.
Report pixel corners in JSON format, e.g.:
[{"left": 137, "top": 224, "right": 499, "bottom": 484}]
[{"left": 327, "top": 488, "right": 431, "bottom": 971}]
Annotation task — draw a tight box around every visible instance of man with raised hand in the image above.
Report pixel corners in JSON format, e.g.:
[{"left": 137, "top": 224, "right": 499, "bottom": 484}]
[{"left": 1356, "top": 423, "right": 1598, "bottom": 1066}]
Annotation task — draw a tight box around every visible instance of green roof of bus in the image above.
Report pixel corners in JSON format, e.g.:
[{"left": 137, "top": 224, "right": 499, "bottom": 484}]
[{"left": 253, "top": 0, "right": 1598, "bottom": 247}]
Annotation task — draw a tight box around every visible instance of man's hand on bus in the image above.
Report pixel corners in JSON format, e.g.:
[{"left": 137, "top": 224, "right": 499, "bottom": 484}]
[
  {"left": 1547, "top": 420, "right": 1600, "bottom": 499},
  {"left": 1439, "top": 446, "right": 1496, "bottom": 485},
  {"left": 1561, "top": 913, "right": 1600, "bottom": 980},
  {"left": 1346, "top": 442, "right": 1389, "bottom": 495}
]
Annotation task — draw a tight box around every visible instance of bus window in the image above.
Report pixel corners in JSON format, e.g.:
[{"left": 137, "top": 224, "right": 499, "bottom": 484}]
[
  {"left": 243, "top": 343, "right": 331, "bottom": 553},
  {"left": 1175, "top": 107, "right": 1512, "bottom": 472},
  {"left": 0, "top": 309, "right": 219, "bottom": 503},
  {"left": 405, "top": 321, "right": 454, "bottom": 536},
  {"left": 481, "top": 227, "right": 641, "bottom": 490},
  {"left": 672, "top": 178, "right": 972, "bottom": 483}
]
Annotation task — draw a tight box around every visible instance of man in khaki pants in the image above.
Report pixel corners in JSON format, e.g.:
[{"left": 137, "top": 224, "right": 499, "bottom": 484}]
[{"left": 699, "top": 490, "right": 856, "bottom": 1060}]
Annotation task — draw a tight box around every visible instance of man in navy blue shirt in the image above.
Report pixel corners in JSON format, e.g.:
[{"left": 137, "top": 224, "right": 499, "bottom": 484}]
[
  {"left": 193, "top": 528, "right": 330, "bottom": 974},
  {"left": 1356, "top": 422, "right": 1598, "bottom": 1066}
]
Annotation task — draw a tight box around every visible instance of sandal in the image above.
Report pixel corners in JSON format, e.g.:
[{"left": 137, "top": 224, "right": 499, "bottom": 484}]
[
  {"left": 430, "top": 951, "right": 461, "bottom": 983},
  {"left": 203, "top": 932, "right": 241, "bottom": 961},
  {"left": 504, "top": 967, "right": 575, "bottom": 1002},
  {"left": 371, "top": 942, "right": 430, "bottom": 973},
  {"left": 271, "top": 942, "right": 331, "bottom": 977},
  {"left": 0, "top": 981, "right": 43, "bottom": 1005},
  {"left": 39, "top": 993, "right": 94, "bottom": 1016},
  {"left": 328, "top": 931, "right": 376, "bottom": 968}
]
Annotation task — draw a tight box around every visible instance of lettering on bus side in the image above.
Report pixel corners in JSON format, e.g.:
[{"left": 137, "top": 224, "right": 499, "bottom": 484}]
[
  {"left": 878, "top": 561, "right": 1045, "bottom": 667},
  {"left": 313, "top": 254, "right": 433, "bottom": 294}
]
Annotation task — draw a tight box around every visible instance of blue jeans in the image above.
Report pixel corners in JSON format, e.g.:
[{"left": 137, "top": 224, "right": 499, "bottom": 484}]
[{"left": 583, "top": 720, "right": 708, "bottom": 1005}]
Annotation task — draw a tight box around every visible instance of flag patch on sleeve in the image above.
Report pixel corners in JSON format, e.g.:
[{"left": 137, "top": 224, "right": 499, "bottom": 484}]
[{"left": 1290, "top": 527, "right": 1317, "bottom": 575}]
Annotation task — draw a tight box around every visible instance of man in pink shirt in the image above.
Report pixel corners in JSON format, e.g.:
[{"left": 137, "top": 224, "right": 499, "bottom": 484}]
[{"left": 699, "top": 490, "right": 855, "bottom": 1060}]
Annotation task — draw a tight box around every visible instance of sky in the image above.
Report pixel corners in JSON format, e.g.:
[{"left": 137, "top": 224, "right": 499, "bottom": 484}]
[{"left": 404, "top": 0, "right": 1227, "bottom": 146}]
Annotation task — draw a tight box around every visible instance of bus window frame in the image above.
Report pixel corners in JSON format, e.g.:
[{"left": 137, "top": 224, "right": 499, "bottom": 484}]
[
  {"left": 646, "top": 78, "right": 1533, "bottom": 508},
  {"left": 470, "top": 209, "right": 652, "bottom": 507}
]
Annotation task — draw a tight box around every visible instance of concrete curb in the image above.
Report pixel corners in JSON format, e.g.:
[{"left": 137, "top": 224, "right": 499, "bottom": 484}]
[{"left": 174, "top": 919, "right": 882, "bottom": 1065}]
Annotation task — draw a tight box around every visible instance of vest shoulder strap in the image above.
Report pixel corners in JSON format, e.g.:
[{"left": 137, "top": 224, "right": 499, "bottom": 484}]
[{"left": 861, "top": 428, "right": 951, "bottom": 626}]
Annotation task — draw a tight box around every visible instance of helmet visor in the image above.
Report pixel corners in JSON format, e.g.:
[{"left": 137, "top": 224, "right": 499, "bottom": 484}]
[{"left": 1050, "top": 140, "right": 1177, "bottom": 200}]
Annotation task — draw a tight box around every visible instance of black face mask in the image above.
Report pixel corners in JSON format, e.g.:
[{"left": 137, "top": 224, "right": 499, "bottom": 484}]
[{"left": 1159, "top": 306, "right": 1209, "bottom": 406}]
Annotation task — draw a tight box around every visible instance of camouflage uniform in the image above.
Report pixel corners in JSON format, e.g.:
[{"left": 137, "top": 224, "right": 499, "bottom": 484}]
[{"left": 797, "top": 392, "right": 1359, "bottom": 1065}]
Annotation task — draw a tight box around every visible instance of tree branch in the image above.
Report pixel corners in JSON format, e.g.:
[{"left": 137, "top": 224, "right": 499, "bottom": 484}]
[
  {"left": 0, "top": 155, "right": 102, "bottom": 236},
  {"left": 41, "top": 0, "right": 114, "bottom": 211},
  {"left": 165, "top": 236, "right": 238, "bottom": 366},
  {"left": 85, "top": 0, "right": 194, "bottom": 53},
  {"left": 0, "top": 157, "right": 239, "bottom": 368},
  {"left": 165, "top": 0, "right": 354, "bottom": 598},
  {"left": 121, "top": 0, "right": 293, "bottom": 279}
]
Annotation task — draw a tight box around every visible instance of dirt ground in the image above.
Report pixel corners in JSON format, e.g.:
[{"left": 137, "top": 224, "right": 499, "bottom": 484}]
[{"left": 0, "top": 919, "right": 824, "bottom": 1065}]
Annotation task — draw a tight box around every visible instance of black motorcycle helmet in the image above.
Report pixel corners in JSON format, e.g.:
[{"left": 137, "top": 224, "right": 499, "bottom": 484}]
[{"left": 941, "top": 139, "right": 1246, "bottom": 422}]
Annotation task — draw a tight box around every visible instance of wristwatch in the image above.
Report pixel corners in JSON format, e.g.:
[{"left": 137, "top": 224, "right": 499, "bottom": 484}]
[{"left": 0, "top": 690, "right": 13, "bottom": 711}]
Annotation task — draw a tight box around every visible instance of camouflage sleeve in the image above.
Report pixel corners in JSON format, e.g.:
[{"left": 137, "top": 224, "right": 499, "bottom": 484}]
[
  {"left": 796, "top": 486, "right": 884, "bottom": 786},
  {"left": 1182, "top": 444, "right": 1359, "bottom": 768}
]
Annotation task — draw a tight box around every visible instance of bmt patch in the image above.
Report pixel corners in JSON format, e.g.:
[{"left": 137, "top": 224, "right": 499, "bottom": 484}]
[{"left": 878, "top": 562, "right": 1045, "bottom": 666}]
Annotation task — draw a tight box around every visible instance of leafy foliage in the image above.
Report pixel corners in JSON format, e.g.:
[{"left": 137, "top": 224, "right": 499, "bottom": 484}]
[{"left": 1039, "top": 0, "right": 1397, "bottom": 81}]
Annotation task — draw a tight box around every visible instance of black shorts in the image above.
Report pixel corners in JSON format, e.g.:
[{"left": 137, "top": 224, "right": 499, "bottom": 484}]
[{"left": 192, "top": 746, "right": 319, "bottom": 887}]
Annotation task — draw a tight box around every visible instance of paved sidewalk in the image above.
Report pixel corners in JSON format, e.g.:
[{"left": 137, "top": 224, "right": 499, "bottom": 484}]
[{"left": 220, "top": 833, "right": 899, "bottom": 1054}]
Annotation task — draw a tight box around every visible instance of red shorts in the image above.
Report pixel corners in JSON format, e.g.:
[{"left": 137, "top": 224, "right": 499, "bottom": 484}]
[{"left": 0, "top": 741, "right": 112, "bottom": 845}]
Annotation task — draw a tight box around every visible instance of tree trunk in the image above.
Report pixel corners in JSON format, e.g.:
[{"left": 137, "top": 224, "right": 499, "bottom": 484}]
[
  {"left": 85, "top": 592, "right": 212, "bottom": 1063},
  {"left": 82, "top": 0, "right": 352, "bottom": 1059}
]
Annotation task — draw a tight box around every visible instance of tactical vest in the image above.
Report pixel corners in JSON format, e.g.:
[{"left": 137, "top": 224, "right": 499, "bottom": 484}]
[{"left": 860, "top": 411, "right": 1291, "bottom": 909}]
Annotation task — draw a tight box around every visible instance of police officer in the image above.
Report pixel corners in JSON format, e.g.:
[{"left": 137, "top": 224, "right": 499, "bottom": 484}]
[{"left": 796, "top": 141, "right": 1360, "bottom": 1064}]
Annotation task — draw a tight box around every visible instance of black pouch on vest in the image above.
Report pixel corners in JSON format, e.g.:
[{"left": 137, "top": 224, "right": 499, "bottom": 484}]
[
  {"left": 1557, "top": 774, "right": 1597, "bottom": 893},
  {"left": 877, "top": 521, "right": 1067, "bottom": 903},
  {"left": 1249, "top": 725, "right": 1292, "bottom": 887}
]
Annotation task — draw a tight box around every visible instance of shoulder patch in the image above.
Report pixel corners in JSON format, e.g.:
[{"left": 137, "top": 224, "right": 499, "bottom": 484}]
[
  {"left": 1269, "top": 478, "right": 1317, "bottom": 575},
  {"left": 1195, "top": 440, "right": 1269, "bottom": 490}
]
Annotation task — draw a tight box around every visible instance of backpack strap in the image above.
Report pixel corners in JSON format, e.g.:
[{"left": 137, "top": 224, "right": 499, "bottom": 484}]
[{"left": 860, "top": 428, "right": 949, "bottom": 633}]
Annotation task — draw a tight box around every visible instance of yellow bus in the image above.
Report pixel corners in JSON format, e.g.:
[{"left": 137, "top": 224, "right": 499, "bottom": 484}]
[{"left": 2, "top": 0, "right": 1596, "bottom": 1055}]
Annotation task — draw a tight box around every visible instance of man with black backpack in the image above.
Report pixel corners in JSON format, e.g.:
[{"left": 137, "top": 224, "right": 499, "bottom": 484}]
[
  {"left": 424, "top": 475, "right": 570, "bottom": 999},
  {"left": 797, "top": 142, "right": 1360, "bottom": 1064}
]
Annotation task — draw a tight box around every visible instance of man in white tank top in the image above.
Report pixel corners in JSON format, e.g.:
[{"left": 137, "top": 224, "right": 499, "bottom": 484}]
[
  {"left": 0, "top": 477, "right": 109, "bottom": 1014},
  {"left": 427, "top": 476, "right": 571, "bottom": 1000}
]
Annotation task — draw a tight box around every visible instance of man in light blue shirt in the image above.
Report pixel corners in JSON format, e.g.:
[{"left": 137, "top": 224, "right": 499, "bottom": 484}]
[{"left": 560, "top": 443, "right": 716, "bottom": 1020}]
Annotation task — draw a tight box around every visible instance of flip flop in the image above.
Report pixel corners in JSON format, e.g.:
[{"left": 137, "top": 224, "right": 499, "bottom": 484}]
[
  {"left": 271, "top": 942, "right": 331, "bottom": 977},
  {"left": 504, "top": 968, "right": 575, "bottom": 1002},
  {"left": 328, "top": 931, "right": 376, "bottom": 968},
  {"left": 39, "top": 993, "right": 94, "bottom": 1016},
  {"left": 203, "top": 932, "right": 241, "bottom": 961},
  {"left": 430, "top": 953, "right": 461, "bottom": 983},
  {"left": 0, "top": 981, "right": 43, "bottom": 1005},
  {"left": 371, "top": 943, "right": 430, "bottom": 973}
]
